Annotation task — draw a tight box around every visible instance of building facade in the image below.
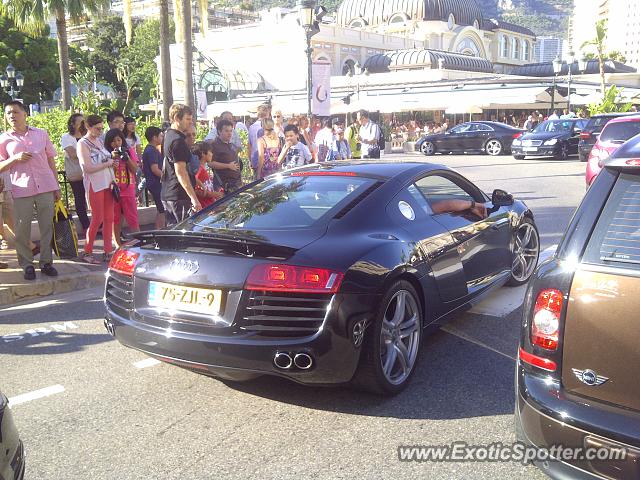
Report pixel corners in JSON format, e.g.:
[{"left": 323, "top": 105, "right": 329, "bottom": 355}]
[{"left": 535, "top": 37, "right": 563, "bottom": 63}]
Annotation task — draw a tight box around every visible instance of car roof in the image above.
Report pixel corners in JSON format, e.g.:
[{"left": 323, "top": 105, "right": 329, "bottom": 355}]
[
  {"left": 287, "top": 161, "right": 446, "bottom": 180},
  {"left": 603, "top": 114, "right": 640, "bottom": 125},
  {"left": 591, "top": 112, "right": 638, "bottom": 119}
]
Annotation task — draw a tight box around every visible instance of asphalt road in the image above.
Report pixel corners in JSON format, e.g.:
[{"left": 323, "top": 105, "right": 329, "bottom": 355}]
[{"left": 0, "top": 153, "right": 588, "bottom": 480}]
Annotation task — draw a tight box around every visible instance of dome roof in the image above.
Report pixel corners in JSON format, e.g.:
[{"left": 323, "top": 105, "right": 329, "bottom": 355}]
[
  {"left": 364, "top": 49, "right": 494, "bottom": 74},
  {"left": 336, "top": 0, "right": 484, "bottom": 28}
]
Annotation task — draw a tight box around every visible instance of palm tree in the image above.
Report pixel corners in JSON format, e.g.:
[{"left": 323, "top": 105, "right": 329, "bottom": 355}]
[
  {"left": 199, "top": 0, "right": 208, "bottom": 38},
  {"left": 173, "top": 0, "right": 185, "bottom": 43},
  {"left": 182, "top": 0, "right": 195, "bottom": 113},
  {"left": 123, "top": 0, "right": 133, "bottom": 45},
  {"left": 0, "top": 0, "right": 109, "bottom": 110},
  {"left": 159, "top": 0, "right": 174, "bottom": 122},
  {"left": 582, "top": 19, "right": 608, "bottom": 100}
]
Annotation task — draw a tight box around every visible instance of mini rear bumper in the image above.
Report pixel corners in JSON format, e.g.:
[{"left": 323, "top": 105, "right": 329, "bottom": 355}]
[
  {"left": 105, "top": 292, "right": 380, "bottom": 385},
  {"left": 516, "top": 362, "right": 640, "bottom": 479}
]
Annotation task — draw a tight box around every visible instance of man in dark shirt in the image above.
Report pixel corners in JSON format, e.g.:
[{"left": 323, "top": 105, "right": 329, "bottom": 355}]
[
  {"left": 160, "top": 103, "right": 201, "bottom": 226},
  {"left": 209, "top": 119, "right": 242, "bottom": 193},
  {"left": 142, "top": 126, "right": 165, "bottom": 229}
]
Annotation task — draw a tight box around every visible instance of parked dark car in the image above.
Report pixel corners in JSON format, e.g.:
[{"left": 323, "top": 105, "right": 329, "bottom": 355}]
[
  {"left": 511, "top": 118, "right": 588, "bottom": 160},
  {"left": 578, "top": 112, "right": 637, "bottom": 162},
  {"left": 1, "top": 391, "right": 25, "bottom": 480},
  {"left": 516, "top": 135, "right": 640, "bottom": 479},
  {"left": 104, "top": 162, "right": 540, "bottom": 395},
  {"left": 416, "top": 121, "right": 524, "bottom": 157}
]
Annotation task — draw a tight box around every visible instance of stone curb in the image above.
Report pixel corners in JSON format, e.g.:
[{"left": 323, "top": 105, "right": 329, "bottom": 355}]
[{"left": 0, "top": 271, "right": 106, "bottom": 306}]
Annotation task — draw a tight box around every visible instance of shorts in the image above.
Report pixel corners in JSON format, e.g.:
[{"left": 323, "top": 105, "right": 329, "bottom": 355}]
[
  {"left": 147, "top": 185, "right": 165, "bottom": 214},
  {"left": 114, "top": 195, "right": 140, "bottom": 229}
]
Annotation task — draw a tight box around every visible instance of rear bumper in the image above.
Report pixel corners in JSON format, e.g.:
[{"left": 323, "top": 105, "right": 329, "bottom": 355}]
[
  {"left": 516, "top": 362, "right": 640, "bottom": 479},
  {"left": 105, "top": 292, "right": 380, "bottom": 385}
]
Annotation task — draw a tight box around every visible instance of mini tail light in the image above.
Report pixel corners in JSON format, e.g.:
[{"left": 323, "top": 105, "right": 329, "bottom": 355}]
[
  {"left": 245, "top": 264, "right": 344, "bottom": 294},
  {"left": 518, "top": 347, "right": 557, "bottom": 372},
  {"left": 108, "top": 249, "right": 139, "bottom": 277},
  {"left": 580, "top": 131, "right": 592, "bottom": 140},
  {"left": 625, "top": 158, "right": 640, "bottom": 166},
  {"left": 531, "top": 288, "right": 563, "bottom": 350}
]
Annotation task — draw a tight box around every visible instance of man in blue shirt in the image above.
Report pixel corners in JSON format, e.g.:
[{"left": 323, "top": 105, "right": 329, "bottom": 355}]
[{"left": 142, "top": 126, "right": 165, "bottom": 229}]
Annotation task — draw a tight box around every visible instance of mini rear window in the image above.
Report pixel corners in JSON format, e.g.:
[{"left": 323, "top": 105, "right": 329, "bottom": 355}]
[
  {"left": 600, "top": 122, "right": 640, "bottom": 142},
  {"left": 586, "top": 116, "right": 617, "bottom": 132},
  {"left": 584, "top": 173, "right": 640, "bottom": 269}
]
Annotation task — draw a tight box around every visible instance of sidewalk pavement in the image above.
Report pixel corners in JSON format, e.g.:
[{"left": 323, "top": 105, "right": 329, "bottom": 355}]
[{"left": 0, "top": 206, "right": 160, "bottom": 306}]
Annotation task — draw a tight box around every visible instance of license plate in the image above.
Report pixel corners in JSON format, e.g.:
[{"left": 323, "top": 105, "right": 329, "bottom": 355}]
[
  {"left": 524, "top": 147, "right": 538, "bottom": 152},
  {"left": 148, "top": 281, "right": 222, "bottom": 315}
]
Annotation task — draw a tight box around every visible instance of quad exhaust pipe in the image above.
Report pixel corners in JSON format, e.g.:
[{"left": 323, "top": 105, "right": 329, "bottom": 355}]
[{"left": 273, "top": 352, "right": 313, "bottom": 370}]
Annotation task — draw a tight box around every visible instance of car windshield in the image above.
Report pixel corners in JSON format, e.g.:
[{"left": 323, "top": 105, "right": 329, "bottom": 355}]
[
  {"left": 532, "top": 120, "right": 574, "bottom": 133},
  {"left": 600, "top": 122, "right": 640, "bottom": 142},
  {"left": 586, "top": 116, "right": 615, "bottom": 133},
  {"left": 191, "top": 174, "right": 375, "bottom": 230}
]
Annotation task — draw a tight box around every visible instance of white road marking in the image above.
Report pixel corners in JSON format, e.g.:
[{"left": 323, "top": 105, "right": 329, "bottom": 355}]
[
  {"left": 0, "top": 288, "right": 103, "bottom": 318},
  {"left": 441, "top": 328, "right": 516, "bottom": 362},
  {"left": 8, "top": 385, "right": 65, "bottom": 407},
  {"left": 133, "top": 358, "right": 161, "bottom": 369}
]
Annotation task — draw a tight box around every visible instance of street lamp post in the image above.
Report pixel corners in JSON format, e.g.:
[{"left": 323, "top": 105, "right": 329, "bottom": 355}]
[
  {"left": 0, "top": 64, "right": 25, "bottom": 101},
  {"left": 298, "top": 0, "right": 325, "bottom": 119},
  {"left": 566, "top": 50, "right": 576, "bottom": 114},
  {"left": 551, "top": 56, "right": 562, "bottom": 114}
]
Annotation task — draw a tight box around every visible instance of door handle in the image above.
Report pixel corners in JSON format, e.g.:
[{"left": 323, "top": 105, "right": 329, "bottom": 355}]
[{"left": 491, "top": 218, "right": 510, "bottom": 230}]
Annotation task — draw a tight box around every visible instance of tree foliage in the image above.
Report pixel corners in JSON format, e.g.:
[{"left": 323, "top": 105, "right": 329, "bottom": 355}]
[
  {"left": 86, "top": 15, "right": 129, "bottom": 93},
  {"left": 588, "top": 85, "right": 633, "bottom": 116},
  {"left": 0, "top": 14, "right": 61, "bottom": 105}
]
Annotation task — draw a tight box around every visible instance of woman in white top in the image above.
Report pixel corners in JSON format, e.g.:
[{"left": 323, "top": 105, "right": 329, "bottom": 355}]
[
  {"left": 76, "top": 115, "right": 115, "bottom": 264},
  {"left": 61, "top": 113, "right": 91, "bottom": 233}
]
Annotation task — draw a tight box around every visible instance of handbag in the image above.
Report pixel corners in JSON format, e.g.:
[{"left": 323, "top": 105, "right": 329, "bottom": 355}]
[{"left": 51, "top": 200, "right": 79, "bottom": 259}]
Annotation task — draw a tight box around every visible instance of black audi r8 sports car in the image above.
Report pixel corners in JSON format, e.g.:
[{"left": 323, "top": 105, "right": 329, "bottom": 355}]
[
  {"left": 104, "top": 162, "right": 540, "bottom": 395},
  {"left": 416, "top": 121, "right": 525, "bottom": 156}
]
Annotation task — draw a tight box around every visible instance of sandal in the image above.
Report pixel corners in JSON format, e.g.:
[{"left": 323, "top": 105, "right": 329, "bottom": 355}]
[
  {"left": 0, "top": 239, "right": 8, "bottom": 250},
  {"left": 81, "top": 253, "right": 101, "bottom": 265}
]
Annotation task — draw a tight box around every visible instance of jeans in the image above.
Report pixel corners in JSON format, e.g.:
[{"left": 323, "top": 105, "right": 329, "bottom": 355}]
[
  {"left": 69, "top": 179, "right": 91, "bottom": 231},
  {"left": 162, "top": 199, "right": 192, "bottom": 227}
]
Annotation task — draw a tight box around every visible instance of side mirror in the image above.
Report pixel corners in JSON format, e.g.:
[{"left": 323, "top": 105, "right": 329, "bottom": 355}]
[{"left": 492, "top": 189, "right": 514, "bottom": 207}]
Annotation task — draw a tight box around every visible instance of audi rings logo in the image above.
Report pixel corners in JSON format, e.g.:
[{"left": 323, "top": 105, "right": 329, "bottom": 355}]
[{"left": 169, "top": 259, "right": 200, "bottom": 276}]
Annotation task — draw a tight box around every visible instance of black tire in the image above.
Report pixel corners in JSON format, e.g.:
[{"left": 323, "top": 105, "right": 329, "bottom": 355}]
[
  {"left": 506, "top": 217, "right": 540, "bottom": 286},
  {"left": 555, "top": 142, "right": 569, "bottom": 160},
  {"left": 513, "top": 155, "right": 525, "bottom": 160},
  {"left": 352, "top": 280, "right": 423, "bottom": 395}
]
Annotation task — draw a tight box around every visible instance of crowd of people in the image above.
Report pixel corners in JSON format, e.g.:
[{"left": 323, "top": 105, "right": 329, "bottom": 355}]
[{"left": 0, "top": 100, "right": 383, "bottom": 279}]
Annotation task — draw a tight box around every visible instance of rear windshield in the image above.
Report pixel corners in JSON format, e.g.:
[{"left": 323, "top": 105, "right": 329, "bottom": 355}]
[
  {"left": 584, "top": 173, "right": 640, "bottom": 269},
  {"left": 191, "top": 174, "right": 375, "bottom": 230},
  {"left": 600, "top": 122, "right": 640, "bottom": 142},
  {"left": 585, "top": 116, "right": 615, "bottom": 133}
]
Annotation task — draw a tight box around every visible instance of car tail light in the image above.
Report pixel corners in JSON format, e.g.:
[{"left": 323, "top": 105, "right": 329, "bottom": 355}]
[
  {"left": 580, "top": 131, "right": 592, "bottom": 140},
  {"left": 245, "top": 264, "right": 343, "bottom": 294},
  {"left": 519, "top": 347, "right": 557, "bottom": 372},
  {"left": 626, "top": 158, "right": 640, "bottom": 166},
  {"left": 512, "top": 132, "right": 523, "bottom": 139},
  {"left": 108, "top": 249, "right": 139, "bottom": 277},
  {"left": 531, "top": 288, "right": 563, "bottom": 350}
]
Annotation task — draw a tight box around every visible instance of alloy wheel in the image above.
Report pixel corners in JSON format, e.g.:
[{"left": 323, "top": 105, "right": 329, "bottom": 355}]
[
  {"left": 486, "top": 139, "right": 503, "bottom": 156},
  {"left": 421, "top": 141, "right": 435, "bottom": 156},
  {"left": 512, "top": 222, "right": 539, "bottom": 283},
  {"left": 379, "top": 290, "right": 420, "bottom": 385}
]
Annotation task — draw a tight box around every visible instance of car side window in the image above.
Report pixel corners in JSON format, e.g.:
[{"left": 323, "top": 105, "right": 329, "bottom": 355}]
[
  {"left": 476, "top": 124, "right": 494, "bottom": 132},
  {"left": 415, "top": 175, "right": 474, "bottom": 209}
]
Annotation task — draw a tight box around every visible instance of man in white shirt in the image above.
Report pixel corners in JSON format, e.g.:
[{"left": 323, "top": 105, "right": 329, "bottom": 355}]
[
  {"left": 248, "top": 104, "right": 270, "bottom": 160},
  {"left": 548, "top": 110, "right": 559, "bottom": 120},
  {"left": 314, "top": 118, "right": 334, "bottom": 162},
  {"left": 357, "top": 110, "right": 381, "bottom": 159}
]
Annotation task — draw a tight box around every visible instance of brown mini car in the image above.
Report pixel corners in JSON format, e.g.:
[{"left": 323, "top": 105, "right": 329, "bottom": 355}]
[{"left": 516, "top": 134, "right": 640, "bottom": 479}]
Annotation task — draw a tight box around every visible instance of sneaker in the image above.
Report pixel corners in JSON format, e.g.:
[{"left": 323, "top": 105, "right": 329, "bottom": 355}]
[
  {"left": 41, "top": 263, "right": 58, "bottom": 277},
  {"left": 24, "top": 266, "right": 36, "bottom": 281},
  {"left": 81, "top": 253, "right": 101, "bottom": 265},
  {"left": 0, "top": 239, "right": 8, "bottom": 250},
  {"left": 0, "top": 262, "right": 8, "bottom": 269}
]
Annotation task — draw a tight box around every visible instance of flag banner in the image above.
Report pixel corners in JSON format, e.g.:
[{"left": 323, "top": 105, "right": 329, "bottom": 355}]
[{"left": 312, "top": 62, "right": 331, "bottom": 117}]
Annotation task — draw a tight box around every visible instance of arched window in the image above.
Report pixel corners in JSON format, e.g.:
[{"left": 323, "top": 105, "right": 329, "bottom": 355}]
[
  {"left": 523, "top": 40, "right": 530, "bottom": 61},
  {"left": 500, "top": 35, "right": 508, "bottom": 58},
  {"left": 389, "top": 13, "right": 409, "bottom": 25},
  {"left": 348, "top": 18, "right": 367, "bottom": 28},
  {"left": 512, "top": 38, "right": 520, "bottom": 59}
]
